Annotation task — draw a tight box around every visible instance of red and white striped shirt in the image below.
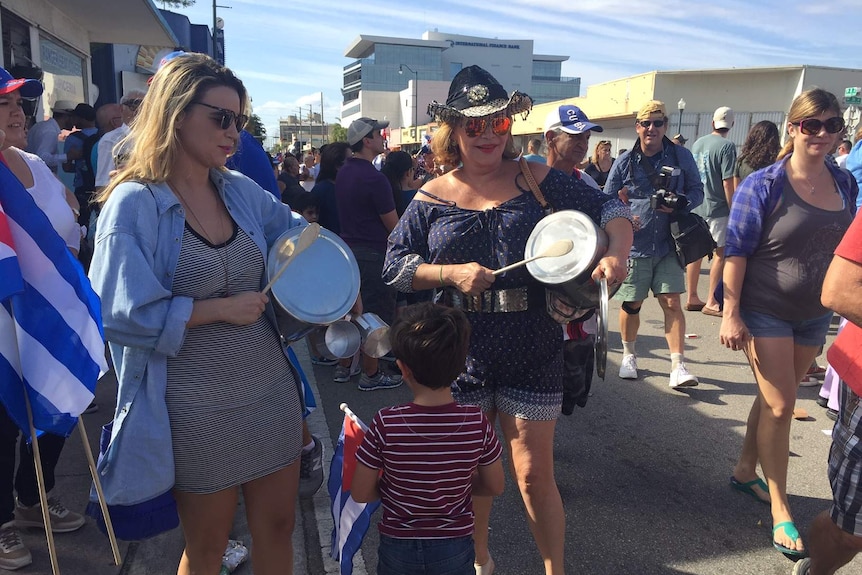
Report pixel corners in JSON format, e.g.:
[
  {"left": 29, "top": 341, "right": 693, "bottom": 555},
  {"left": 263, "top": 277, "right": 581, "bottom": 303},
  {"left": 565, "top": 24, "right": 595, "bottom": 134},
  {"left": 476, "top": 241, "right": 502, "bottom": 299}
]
[{"left": 356, "top": 402, "right": 502, "bottom": 539}]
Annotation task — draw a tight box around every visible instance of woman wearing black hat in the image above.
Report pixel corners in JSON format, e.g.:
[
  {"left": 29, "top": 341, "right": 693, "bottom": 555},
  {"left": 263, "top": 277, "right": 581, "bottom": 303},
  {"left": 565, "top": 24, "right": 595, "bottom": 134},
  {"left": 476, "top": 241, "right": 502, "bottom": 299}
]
[{"left": 384, "top": 65, "right": 633, "bottom": 574}]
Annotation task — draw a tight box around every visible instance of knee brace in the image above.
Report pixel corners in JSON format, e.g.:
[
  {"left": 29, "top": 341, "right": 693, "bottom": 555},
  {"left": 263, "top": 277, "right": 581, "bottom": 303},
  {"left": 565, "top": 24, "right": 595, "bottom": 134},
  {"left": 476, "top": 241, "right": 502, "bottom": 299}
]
[{"left": 621, "top": 302, "right": 641, "bottom": 315}]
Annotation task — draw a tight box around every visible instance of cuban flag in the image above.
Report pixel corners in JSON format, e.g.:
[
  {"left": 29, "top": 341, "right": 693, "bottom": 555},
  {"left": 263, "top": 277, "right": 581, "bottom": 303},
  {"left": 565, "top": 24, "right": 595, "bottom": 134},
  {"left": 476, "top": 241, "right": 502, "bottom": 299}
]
[
  {"left": 328, "top": 412, "right": 379, "bottom": 575},
  {"left": 0, "top": 161, "right": 106, "bottom": 440}
]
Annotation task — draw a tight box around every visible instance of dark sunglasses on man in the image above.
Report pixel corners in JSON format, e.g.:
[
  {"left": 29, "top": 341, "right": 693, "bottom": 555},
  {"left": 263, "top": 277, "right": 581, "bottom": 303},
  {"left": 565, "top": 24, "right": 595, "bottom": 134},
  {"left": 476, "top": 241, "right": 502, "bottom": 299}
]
[
  {"left": 637, "top": 119, "right": 666, "bottom": 129},
  {"left": 793, "top": 116, "right": 845, "bottom": 136},
  {"left": 122, "top": 98, "right": 143, "bottom": 111},
  {"left": 192, "top": 101, "right": 248, "bottom": 131}
]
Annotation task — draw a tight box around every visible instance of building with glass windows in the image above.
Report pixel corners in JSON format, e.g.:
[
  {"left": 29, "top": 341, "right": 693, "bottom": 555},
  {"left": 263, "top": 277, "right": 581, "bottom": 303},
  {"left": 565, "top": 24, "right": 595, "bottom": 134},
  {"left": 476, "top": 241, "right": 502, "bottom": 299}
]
[{"left": 342, "top": 30, "right": 580, "bottom": 147}]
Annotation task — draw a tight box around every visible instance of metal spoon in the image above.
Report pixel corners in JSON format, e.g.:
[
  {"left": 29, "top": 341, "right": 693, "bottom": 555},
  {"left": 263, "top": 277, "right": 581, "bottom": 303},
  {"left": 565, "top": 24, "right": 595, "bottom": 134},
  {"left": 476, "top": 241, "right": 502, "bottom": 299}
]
[
  {"left": 262, "top": 223, "right": 321, "bottom": 294},
  {"left": 492, "top": 239, "right": 574, "bottom": 276}
]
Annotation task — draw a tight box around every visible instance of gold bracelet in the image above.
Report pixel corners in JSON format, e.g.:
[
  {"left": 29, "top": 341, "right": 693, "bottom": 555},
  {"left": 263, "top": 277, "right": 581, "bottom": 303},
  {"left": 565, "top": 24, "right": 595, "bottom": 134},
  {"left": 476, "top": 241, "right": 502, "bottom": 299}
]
[{"left": 439, "top": 265, "right": 445, "bottom": 287}]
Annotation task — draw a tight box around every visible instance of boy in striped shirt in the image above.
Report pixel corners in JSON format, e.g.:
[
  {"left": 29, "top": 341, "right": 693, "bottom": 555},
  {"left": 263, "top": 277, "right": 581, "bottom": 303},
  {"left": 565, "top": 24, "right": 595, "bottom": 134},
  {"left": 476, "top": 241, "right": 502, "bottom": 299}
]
[{"left": 352, "top": 302, "right": 504, "bottom": 575}]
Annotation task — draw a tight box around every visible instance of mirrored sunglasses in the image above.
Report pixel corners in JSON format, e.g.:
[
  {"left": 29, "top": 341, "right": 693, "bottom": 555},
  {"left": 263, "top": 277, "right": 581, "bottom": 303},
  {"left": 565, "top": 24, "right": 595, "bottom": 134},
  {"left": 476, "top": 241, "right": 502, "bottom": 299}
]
[
  {"left": 193, "top": 101, "right": 248, "bottom": 131},
  {"left": 794, "top": 116, "right": 845, "bottom": 136},
  {"left": 637, "top": 119, "right": 665, "bottom": 129},
  {"left": 463, "top": 116, "right": 512, "bottom": 138}
]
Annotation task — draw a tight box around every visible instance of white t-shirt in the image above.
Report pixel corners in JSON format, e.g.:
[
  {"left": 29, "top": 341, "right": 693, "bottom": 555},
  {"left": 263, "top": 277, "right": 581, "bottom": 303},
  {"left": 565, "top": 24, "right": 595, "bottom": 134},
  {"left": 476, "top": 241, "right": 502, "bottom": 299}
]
[
  {"left": 95, "top": 124, "right": 131, "bottom": 187},
  {"left": 17, "top": 149, "right": 80, "bottom": 251}
]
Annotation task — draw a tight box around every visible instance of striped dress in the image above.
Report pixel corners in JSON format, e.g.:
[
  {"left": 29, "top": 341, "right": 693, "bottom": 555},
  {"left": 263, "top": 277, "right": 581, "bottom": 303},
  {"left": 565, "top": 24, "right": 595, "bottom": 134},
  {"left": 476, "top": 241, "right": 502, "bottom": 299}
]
[
  {"left": 355, "top": 402, "right": 502, "bottom": 538},
  {"left": 166, "top": 223, "right": 303, "bottom": 493}
]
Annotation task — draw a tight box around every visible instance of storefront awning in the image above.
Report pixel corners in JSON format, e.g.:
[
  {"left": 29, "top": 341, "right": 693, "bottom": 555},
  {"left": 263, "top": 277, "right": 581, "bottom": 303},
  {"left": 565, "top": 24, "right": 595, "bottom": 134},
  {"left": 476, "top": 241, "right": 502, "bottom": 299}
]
[{"left": 48, "top": 0, "right": 178, "bottom": 47}]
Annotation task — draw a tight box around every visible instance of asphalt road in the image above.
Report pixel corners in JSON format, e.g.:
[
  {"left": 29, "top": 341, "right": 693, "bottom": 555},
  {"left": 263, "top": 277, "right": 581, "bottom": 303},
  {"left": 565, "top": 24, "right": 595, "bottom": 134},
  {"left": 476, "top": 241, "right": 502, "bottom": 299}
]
[{"left": 312, "top": 272, "right": 862, "bottom": 575}]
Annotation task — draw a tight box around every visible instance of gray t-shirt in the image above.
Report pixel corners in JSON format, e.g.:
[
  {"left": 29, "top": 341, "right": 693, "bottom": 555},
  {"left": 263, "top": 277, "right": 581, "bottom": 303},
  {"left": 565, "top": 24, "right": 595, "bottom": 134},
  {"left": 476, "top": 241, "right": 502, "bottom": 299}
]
[
  {"left": 691, "top": 133, "right": 737, "bottom": 218},
  {"left": 742, "top": 178, "right": 853, "bottom": 321}
]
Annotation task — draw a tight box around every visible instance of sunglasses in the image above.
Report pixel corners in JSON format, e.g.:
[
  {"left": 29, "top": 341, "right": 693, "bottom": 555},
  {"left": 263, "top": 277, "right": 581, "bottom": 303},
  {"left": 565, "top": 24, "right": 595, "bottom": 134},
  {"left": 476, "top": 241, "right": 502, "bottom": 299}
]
[
  {"left": 122, "top": 98, "right": 143, "bottom": 110},
  {"left": 637, "top": 119, "right": 665, "bottom": 129},
  {"left": 193, "top": 101, "right": 248, "bottom": 131},
  {"left": 463, "top": 116, "right": 512, "bottom": 137},
  {"left": 793, "top": 116, "right": 845, "bottom": 136}
]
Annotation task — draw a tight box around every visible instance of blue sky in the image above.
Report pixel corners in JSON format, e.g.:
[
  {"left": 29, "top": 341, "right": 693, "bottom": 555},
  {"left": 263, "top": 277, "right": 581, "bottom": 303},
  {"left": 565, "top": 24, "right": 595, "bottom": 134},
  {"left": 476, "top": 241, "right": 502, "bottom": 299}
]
[{"left": 163, "top": 0, "right": 858, "bottom": 144}]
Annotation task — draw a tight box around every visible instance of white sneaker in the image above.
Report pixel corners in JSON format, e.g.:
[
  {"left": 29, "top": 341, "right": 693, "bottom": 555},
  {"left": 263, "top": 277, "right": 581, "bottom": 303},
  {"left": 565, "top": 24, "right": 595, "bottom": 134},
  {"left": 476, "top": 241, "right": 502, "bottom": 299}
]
[
  {"left": 619, "top": 354, "right": 638, "bottom": 379},
  {"left": 669, "top": 363, "right": 698, "bottom": 389}
]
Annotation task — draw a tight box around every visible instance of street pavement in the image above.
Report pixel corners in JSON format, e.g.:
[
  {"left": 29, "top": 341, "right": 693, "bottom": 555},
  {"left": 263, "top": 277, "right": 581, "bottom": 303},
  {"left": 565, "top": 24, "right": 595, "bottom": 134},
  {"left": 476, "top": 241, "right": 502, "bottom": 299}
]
[{"left": 9, "top": 263, "right": 862, "bottom": 574}]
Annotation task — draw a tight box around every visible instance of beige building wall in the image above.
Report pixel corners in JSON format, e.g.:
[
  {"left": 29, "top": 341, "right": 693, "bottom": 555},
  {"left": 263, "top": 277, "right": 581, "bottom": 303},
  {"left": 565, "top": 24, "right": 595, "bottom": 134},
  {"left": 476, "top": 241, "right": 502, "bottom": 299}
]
[{"left": 513, "top": 65, "right": 862, "bottom": 159}]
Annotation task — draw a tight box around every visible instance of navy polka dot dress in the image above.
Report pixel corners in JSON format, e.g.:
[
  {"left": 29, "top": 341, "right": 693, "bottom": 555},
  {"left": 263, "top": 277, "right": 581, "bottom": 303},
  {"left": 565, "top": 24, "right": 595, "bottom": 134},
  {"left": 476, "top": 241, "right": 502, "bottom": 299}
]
[{"left": 384, "top": 167, "right": 630, "bottom": 418}]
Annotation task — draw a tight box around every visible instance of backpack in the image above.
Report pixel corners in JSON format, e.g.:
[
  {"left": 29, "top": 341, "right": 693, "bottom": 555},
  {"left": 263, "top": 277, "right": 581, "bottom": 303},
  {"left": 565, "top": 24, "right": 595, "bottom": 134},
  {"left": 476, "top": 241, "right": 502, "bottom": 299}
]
[{"left": 67, "top": 130, "right": 103, "bottom": 193}]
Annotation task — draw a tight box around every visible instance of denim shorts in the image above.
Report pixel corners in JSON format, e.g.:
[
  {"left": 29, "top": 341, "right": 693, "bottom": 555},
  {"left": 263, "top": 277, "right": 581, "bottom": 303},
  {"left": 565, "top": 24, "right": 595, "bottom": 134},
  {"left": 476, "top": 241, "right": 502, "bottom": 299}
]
[
  {"left": 378, "top": 535, "right": 475, "bottom": 575},
  {"left": 828, "top": 382, "right": 862, "bottom": 537},
  {"left": 739, "top": 309, "right": 832, "bottom": 347}
]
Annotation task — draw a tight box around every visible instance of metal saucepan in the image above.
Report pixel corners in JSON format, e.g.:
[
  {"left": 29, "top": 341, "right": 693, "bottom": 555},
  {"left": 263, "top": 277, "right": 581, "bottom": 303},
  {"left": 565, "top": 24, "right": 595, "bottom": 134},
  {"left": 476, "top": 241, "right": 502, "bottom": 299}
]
[
  {"left": 525, "top": 210, "right": 620, "bottom": 311},
  {"left": 353, "top": 312, "right": 391, "bottom": 359},
  {"left": 266, "top": 226, "right": 360, "bottom": 343},
  {"left": 307, "top": 320, "right": 362, "bottom": 360},
  {"left": 595, "top": 277, "right": 609, "bottom": 379}
]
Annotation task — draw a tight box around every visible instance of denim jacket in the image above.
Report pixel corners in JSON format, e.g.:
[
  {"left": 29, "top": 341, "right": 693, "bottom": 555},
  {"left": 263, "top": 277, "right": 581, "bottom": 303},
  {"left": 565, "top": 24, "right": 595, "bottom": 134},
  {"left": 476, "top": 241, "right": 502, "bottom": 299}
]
[
  {"left": 87, "top": 169, "right": 304, "bottom": 537},
  {"left": 605, "top": 140, "right": 704, "bottom": 259}
]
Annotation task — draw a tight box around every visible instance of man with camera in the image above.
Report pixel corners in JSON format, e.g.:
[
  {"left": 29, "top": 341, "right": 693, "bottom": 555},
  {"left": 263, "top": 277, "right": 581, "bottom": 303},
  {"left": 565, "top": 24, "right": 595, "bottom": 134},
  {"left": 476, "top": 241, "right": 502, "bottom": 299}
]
[{"left": 605, "top": 100, "right": 704, "bottom": 388}]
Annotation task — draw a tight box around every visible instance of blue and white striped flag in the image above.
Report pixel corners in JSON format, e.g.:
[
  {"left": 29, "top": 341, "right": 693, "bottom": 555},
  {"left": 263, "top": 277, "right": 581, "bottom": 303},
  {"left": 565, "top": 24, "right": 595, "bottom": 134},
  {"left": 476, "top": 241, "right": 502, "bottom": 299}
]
[
  {"left": 328, "top": 411, "right": 379, "bottom": 575},
  {"left": 0, "top": 161, "right": 106, "bottom": 439}
]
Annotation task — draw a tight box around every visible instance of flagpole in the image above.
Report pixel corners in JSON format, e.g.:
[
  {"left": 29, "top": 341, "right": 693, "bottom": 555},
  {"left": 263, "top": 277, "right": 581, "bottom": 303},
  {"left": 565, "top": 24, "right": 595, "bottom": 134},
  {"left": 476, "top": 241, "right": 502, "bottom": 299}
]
[
  {"left": 7, "top": 300, "right": 61, "bottom": 575},
  {"left": 77, "top": 420, "right": 121, "bottom": 564},
  {"left": 339, "top": 403, "right": 364, "bottom": 430}
]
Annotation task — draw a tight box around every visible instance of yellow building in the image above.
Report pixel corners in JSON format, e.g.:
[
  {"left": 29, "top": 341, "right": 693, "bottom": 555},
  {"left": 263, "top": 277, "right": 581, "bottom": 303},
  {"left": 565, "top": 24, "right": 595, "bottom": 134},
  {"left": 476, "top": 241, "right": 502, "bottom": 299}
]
[{"left": 513, "top": 65, "right": 862, "bottom": 158}]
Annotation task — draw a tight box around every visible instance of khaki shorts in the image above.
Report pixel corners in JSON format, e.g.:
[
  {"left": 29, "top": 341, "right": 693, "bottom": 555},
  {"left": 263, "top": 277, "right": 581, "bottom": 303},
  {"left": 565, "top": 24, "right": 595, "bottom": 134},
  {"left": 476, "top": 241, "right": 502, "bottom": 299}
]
[
  {"left": 614, "top": 253, "right": 685, "bottom": 302},
  {"left": 705, "top": 215, "right": 728, "bottom": 248}
]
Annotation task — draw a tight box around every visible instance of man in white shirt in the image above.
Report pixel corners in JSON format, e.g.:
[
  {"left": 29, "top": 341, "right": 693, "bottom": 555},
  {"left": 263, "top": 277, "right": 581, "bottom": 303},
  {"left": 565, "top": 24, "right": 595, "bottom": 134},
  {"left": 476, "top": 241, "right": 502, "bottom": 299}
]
[
  {"left": 95, "top": 91, "right": 145, "bottom": 189},
  {"left": 26, "top": 99, "right": 77, "bottom": 173}
]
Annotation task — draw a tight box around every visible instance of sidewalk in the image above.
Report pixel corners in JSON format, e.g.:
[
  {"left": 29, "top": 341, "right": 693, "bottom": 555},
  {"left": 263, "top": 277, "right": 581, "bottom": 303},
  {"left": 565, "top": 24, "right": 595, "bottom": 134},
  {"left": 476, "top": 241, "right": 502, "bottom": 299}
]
[{"left": 3, "top": 342, "right": 351, "bottom": 575}]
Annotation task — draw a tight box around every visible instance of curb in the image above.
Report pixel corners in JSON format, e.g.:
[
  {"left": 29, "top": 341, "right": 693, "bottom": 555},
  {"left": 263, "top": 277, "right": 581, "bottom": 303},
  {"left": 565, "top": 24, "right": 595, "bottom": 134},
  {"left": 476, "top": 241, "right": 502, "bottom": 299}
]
[{"left": 292, "top": 343, "right": 370, "bottom": 575}]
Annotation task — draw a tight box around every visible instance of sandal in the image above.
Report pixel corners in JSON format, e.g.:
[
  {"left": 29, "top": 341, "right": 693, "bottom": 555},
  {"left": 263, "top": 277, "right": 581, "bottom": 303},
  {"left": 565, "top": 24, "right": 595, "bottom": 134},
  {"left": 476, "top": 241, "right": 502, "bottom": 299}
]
[
  {"left": 729, "top": 476, "right": 770, "bottom": 504},
  {"left": 773, "top": 521, "right": 806, "bottom": 557}
]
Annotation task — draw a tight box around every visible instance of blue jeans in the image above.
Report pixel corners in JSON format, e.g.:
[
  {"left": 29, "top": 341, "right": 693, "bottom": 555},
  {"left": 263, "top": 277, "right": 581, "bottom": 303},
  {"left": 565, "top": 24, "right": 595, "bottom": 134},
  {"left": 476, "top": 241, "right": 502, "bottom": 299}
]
[{"left": 377, "top": 535, "right": 475, "bottom": 575}]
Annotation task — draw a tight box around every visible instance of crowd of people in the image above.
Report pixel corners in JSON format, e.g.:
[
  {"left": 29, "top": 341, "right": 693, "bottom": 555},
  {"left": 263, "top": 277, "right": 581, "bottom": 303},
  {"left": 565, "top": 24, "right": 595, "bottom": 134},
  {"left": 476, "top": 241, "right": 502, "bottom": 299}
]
[{"left": 5, "top": 50, "right": 862, "bottom": 575}]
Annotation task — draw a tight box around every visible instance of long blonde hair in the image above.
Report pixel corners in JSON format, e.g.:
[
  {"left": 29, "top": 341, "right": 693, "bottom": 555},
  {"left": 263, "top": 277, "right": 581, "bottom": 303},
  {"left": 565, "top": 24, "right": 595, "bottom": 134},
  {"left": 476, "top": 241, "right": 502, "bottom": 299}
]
[
  {"left": 97, "top": 53, "right": 249, "bottom": 203},
  {"left": 777, "top": 88, "right": 841, "bottom": 161}
]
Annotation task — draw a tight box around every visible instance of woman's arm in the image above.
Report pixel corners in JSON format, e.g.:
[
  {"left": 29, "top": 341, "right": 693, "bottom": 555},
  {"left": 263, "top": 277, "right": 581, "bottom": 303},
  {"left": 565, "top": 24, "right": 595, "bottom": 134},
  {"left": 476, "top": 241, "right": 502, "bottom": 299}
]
[{"left": 719, "top": 256, "right": 750, "bottom": 350}]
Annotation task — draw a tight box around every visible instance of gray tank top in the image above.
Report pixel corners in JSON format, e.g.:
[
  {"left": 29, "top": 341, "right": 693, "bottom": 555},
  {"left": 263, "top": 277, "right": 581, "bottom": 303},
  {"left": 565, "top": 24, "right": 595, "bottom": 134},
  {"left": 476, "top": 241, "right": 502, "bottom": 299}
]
[{"left": 741, "top": 176, "right": 853, "bottom": 321}]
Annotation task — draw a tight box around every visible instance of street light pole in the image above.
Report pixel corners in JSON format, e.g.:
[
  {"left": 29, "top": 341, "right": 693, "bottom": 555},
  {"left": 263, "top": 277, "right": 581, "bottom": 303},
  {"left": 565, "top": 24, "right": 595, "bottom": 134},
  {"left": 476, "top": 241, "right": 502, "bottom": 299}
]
[
  {"left": 399, "top": 64, "right": 419, "bottom": 143},
  {"left": 677, "top": 98, "right": 686, "bottom": 135}
]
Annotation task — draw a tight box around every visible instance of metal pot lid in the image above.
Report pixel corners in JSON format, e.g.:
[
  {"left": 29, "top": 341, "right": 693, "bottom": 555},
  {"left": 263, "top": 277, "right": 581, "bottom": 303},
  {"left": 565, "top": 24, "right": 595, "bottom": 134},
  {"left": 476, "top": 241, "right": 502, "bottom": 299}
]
[
  {"left": 595, "top": 277, "right": 608, "bottom": 379},
  {"left": 266, "top": 226, "right": 360, "bottom": 325},
  {"left": 526, "top": 210, "right": 600, "bottom": 285}
]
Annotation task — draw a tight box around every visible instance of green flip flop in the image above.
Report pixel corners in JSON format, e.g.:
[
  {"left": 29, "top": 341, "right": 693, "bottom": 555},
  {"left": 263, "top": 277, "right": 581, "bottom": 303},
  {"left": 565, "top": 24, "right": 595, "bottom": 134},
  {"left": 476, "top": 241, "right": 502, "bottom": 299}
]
[
  {"left": 773, "top": 521, "right": 807, "bottom": 557},
  {"left": 730, "top": 476, "right": 770, "bottom": 504}
]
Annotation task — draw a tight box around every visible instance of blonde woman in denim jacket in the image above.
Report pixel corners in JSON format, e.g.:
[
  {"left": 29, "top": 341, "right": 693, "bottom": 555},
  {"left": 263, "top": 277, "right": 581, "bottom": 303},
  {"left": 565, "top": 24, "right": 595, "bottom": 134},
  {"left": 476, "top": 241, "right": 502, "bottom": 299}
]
[{"left": 89, "top": 53, "right": 306, "bottom": 575}]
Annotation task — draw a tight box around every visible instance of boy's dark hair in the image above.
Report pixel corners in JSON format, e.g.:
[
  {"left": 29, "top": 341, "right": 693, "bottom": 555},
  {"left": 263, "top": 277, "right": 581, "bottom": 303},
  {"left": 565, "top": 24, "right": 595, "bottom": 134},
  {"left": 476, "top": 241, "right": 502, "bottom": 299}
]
[
  {"left": 292, "top": 192, "right": 320, "bottom": 213},
  {"left": 389, "top": 303, "right": 470, "bottom": 390}
]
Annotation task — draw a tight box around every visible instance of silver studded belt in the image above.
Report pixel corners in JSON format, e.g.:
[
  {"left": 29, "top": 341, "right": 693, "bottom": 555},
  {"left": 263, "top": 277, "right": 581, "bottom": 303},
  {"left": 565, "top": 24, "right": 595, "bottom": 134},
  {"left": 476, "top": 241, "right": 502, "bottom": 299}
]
[{"left": 443, "top": 287, "right": 532, "bottom": 313}]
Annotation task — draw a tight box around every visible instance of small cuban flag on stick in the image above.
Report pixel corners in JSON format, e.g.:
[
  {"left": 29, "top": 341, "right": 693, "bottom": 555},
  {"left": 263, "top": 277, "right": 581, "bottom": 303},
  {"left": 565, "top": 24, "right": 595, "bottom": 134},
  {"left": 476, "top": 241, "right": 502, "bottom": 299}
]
[
  {"left": 328, "top": 403, "right": 380, "bottom": 575},
  {"left": 0, "top": 160, "right": 118, "bottom": 572}
]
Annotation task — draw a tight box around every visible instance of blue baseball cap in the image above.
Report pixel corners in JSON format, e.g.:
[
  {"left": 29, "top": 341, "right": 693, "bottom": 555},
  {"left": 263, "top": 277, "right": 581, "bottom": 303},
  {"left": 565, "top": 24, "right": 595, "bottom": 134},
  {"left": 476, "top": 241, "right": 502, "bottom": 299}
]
[
  {"left": 543, "top": 105, "right": 603, "bottom": 135},
  {"left": 148, "top": 50, "right": 189, "bottom": 84},
  {"left": 0, "top": 67, "right": 43, "bottom": 98}
]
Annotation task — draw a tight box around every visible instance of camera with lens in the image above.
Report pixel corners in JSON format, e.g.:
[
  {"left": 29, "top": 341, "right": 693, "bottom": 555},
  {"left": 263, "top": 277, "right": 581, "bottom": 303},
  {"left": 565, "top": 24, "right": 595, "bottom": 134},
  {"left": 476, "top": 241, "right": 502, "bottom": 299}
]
[{"left": 648, "top": 166, "right": 687, "bottom": 211}]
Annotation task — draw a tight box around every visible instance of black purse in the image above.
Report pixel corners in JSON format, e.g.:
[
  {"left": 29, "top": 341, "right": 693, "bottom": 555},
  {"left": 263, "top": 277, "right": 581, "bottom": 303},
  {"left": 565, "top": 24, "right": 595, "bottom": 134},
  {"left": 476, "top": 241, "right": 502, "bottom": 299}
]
[{"left": 669, "top": 211, "right": 716, "bottom": 267}]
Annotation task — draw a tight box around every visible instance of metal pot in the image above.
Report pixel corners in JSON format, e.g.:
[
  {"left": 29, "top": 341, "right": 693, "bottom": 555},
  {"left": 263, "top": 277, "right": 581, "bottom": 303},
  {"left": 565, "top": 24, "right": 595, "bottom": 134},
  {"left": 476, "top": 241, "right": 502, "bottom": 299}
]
[
  {"left": 353, "top": 312, "right": 391, "bottom": 358},
  {"left": 267, "top": 226, "right": 360, "bottom": 343},
  {"left": 307, "top": 321, "right": 362, "bottom": 360},
  {"left": 525, "top": 210, "right": 620, "bottom": 310}
]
